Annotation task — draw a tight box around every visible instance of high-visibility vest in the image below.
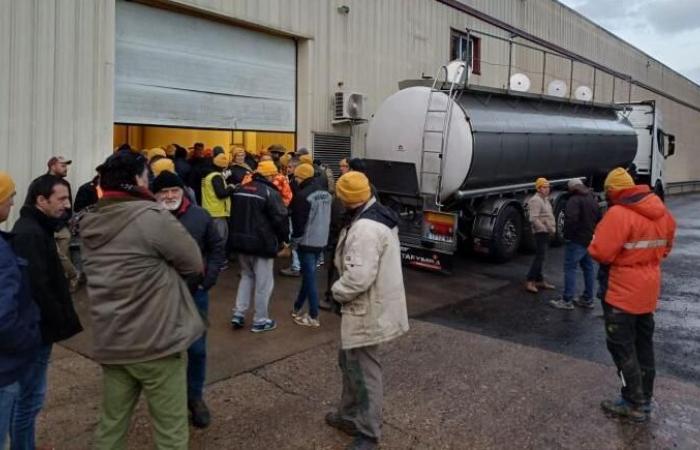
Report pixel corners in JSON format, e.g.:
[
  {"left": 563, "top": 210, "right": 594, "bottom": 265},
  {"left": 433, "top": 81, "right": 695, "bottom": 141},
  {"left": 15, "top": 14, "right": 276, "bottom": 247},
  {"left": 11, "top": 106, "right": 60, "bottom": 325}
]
[{"left": 202, "top": 172, "right": 231, "bottom": 218}]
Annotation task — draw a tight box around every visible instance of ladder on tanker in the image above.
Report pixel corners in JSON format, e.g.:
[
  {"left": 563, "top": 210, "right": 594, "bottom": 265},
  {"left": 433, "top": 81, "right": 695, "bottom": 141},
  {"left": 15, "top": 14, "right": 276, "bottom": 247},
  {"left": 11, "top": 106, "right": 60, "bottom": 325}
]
[{"left": 419, "top": 63, "right": 465, "bottom": 209}]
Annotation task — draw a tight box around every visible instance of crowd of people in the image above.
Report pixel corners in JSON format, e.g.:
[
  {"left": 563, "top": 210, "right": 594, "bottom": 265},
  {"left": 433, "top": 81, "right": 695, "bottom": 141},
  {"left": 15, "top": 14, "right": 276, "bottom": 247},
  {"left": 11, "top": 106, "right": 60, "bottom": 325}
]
[
  {"left": 0, "top": 143, "right": 407, "bottom": 450},
  {"left": 0, "top": 142, "right": 678, "bottom": 448}
]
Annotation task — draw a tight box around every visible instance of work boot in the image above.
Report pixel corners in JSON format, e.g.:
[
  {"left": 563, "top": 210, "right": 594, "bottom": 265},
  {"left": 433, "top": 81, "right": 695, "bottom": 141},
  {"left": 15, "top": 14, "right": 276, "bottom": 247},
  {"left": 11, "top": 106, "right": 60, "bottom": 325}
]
[
  {"left": 601, "top": 398, "right": 648, "bottom": 423},
  {"left": 537, "top": 280, "right": 556, "bottom": 290},
  {"left": 525, "top": 281, "right": 539, "bottom": 293},
  {"left": 325, "top": 412, "right": 358, "bottom": 436},
  {"left": 189, "top": 398, "right": 211, "bottom": 429},
  {"left": 347, "top": 434, "right": 378, "bottom": 450}
]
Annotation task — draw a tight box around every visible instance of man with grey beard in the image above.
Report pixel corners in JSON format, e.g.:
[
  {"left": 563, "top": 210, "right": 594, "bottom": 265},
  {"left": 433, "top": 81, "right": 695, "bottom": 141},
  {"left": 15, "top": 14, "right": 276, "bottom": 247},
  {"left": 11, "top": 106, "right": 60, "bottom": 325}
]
[{"left": 152, "top": 170, "right": 226, "bottom": 429}]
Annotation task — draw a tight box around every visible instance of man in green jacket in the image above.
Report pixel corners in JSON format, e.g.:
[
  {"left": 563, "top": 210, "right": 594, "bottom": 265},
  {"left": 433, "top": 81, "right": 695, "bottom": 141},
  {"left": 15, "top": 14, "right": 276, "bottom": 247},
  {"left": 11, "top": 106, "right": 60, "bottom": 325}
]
[{"left": 80, "top": 152, "right": 205, "bottom": 450}]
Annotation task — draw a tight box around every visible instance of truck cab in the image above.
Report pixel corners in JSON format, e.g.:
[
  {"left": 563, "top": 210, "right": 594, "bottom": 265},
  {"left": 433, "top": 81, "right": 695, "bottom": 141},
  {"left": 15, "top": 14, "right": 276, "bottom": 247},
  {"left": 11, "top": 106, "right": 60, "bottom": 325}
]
[{"left": 622, "top": 102, "right": 676, "bottom": 199}]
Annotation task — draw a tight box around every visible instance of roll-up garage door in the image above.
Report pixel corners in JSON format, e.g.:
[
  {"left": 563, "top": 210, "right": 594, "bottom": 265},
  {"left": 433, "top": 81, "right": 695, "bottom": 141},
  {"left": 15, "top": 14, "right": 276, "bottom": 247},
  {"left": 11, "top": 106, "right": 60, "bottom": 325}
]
[{"left": 115, "top": 0, "right": 295, "bottom": 132}]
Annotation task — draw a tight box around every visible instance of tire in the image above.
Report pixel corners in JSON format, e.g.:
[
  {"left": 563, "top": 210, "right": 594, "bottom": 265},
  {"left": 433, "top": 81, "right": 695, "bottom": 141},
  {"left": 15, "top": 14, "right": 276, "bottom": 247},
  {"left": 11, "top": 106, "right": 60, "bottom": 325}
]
[
  {"left": 552, "top": 198, "right": 567, "bottom": 247},
  {"left": 489, "top": 205, "right": 523, "bottom": 262}
]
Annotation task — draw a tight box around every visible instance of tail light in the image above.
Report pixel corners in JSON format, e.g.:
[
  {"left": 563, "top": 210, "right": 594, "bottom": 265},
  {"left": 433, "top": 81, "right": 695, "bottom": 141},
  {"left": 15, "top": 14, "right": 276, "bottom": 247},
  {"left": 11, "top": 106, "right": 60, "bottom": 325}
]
[{"left": 423, "top": 211, "right": 456, "bottom": 242}]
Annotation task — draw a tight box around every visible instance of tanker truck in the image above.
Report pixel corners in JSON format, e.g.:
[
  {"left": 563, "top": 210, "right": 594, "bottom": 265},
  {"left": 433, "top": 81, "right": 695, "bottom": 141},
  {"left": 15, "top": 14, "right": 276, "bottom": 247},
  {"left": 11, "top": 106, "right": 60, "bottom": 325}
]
[{"left": 363, "top": 80, "right": 675, "bottom": 273}]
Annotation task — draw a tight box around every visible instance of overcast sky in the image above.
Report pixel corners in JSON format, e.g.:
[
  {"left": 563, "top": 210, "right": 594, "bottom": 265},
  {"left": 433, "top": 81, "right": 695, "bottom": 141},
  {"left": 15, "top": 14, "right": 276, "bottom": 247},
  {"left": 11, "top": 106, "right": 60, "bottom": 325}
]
[{"left": 557, "top": 0, "right": 700, "bottom": 85}]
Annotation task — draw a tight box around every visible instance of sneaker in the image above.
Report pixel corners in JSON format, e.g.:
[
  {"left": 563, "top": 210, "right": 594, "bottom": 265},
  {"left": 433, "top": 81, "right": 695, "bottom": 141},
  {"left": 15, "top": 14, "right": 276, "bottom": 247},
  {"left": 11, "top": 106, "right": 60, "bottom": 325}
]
[
  {"left": 549, "top": 298, "right": 575, "bottom": 310},
  {"left": 279, "top": 267, "right": 300, "bottom": 277},
  {"left": 325, "top": 411, "right": 357, "bottom": 436},
  {"left": 525, "top": 281, "right": 539, "bottom": 293},
  {"left": 537, "top": 280, "right": 556, "bottom": 290},
  {"left": 293, "top": 314, "right": 320, "bottom": 327},
  {"left": 600, "top": 398, "right": 648, "bottom": 423},
  {"left": 251, "top": 320, "right": 277, "bottom": 333},
  {"left": 291, "top": 308, "right": 303, "bottom": 320},
  {"left": 641, "top": 400, "right": 653, "bottom": 414},
  {"left": 573, "top": 297, "right": 595, "bottom": 309},
  {"left": 347, "top": 434, "right": 378, "bottom": 450},
  {"left": 230, "top": 315, "right": 245, "bottom": 329},
  {"left": 188, "top": 398, "right": 211, "bottom": 429},
  {"left": 319, "top": 297, "right": 334, "bottom": 311}
]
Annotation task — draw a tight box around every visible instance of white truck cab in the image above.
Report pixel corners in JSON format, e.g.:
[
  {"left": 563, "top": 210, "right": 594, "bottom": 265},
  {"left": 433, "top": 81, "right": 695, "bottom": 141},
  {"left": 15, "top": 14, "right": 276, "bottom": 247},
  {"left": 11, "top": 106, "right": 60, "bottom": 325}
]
[{"left": 622, "top": 102, "right": 676, "bottom": 199}]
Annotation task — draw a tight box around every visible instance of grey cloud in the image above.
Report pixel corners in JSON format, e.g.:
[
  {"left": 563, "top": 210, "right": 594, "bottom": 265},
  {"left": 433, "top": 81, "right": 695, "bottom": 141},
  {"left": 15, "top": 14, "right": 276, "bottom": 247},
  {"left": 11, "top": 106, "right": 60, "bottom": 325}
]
[
  {"left": 685, "top": 66, "right": 700, "bottom": 85},
  {"left": 645, "top": 0, "right": 700, "bottom": 34}
]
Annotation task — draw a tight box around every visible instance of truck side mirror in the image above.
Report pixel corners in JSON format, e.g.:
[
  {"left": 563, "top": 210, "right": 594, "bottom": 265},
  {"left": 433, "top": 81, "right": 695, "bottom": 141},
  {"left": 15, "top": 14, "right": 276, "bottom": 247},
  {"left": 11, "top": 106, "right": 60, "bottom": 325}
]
[{"left": 666, "top": 135, "right": 676, "bottom": 158}]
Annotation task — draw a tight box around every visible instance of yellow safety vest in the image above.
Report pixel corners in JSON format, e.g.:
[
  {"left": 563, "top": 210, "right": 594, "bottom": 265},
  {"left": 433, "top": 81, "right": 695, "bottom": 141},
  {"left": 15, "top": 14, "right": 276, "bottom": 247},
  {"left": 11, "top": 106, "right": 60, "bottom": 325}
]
[{"left": 202, "top": 172, "right": 231, "bottom": 218}]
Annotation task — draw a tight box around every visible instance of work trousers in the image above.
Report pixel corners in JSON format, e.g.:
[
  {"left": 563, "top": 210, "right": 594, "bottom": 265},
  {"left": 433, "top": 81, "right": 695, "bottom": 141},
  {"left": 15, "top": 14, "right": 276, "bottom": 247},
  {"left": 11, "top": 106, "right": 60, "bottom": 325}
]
[
  {"left": 233, "top": 255, "right": 274, "bottom": 325},
  {"left": 527, "top": 232, "right": 550, "bottom": 282},
  {"left": 337, "top": 346, "right": 383, "bottom": 440},
  {"left": 187, "top": 289, "right": 209, "bottom": 401},
  {"left": 95, "top": 354, "right": 188, "bottom": 450},
  {"left": 603, "top": 303, "right": 655, "bottom": 406}
]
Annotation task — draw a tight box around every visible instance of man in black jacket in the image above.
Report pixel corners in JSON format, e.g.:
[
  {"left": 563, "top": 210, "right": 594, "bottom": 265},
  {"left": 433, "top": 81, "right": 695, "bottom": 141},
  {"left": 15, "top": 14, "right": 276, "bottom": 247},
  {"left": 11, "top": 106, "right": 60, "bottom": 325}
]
[
  {"left": 550, "top": 178, "right": 602, "bottom": 310},
  {"left": 11, "top": 174, "right": 83, "bottom": 448},
  {"left": 229, "top": 161, "right": 289, "bottom": 333},
  {"left": 153, "top": 171, "right": 225, "bottom": 429}
]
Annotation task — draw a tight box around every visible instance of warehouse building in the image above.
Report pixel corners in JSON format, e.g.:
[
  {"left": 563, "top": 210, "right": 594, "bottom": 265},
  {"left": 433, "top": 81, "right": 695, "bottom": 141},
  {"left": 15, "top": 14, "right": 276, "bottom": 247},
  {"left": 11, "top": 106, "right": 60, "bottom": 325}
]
[{"left": 1, "top": 0, "right": 699, "bottom": 224}]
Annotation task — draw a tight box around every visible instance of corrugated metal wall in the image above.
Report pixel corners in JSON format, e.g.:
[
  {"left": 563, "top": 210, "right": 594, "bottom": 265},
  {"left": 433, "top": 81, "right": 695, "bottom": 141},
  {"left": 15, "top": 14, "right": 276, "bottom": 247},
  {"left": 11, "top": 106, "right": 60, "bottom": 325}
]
[
  {"left": 0, "top": 0, "right": 114, "bottom": 226},
  {"left": 1, "top": 0, "right": 698, "bottom": 227}
]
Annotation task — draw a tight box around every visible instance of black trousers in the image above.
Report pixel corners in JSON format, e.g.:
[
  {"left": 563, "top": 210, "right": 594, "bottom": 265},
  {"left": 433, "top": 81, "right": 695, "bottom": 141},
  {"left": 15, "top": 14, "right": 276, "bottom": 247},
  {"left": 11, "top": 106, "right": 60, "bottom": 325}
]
[
  {"left": 603, "top": 302, "right": 656, "bottom": 406},
  {"left": 527, "top": 232, "right": 550, "bottom": 282}
]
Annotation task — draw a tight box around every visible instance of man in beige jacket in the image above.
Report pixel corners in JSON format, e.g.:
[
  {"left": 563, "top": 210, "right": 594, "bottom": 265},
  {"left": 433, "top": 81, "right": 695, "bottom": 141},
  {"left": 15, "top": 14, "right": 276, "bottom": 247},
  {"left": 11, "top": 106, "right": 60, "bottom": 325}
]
[
  {"left": 80, "top": 152, "right": 205, "bottom": 450},
  {"left": 525, "top": 177, "right": 557, "bottom": 293},
  {"left": 326, "top": 171, "right": 409, "bottom": 450}
]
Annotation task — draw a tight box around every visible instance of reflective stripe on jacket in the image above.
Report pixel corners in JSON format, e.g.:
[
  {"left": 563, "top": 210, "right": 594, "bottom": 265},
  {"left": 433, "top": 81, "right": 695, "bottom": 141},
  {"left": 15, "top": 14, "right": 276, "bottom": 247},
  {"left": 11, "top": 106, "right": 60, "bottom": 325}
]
[{"left": 588, "top": 185, "right": 676, "bottom": 314}]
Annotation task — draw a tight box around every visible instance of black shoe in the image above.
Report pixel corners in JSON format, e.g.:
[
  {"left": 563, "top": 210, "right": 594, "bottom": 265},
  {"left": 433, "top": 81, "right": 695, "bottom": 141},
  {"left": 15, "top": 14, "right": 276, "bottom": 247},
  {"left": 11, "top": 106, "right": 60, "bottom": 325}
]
[
  {"left": 319, "top": 297, "right": 334, "bottom": 311},
  {"left": 188, "top": 398, "right": 211, "bottom": 429},
  {"left": 325, "top": 412, "right": 358, "bottom": 436},
  {"left": 231, "top": 315, "right": 245, "bottom": 330},
  {"left": 601, "top": 398, "right": 648, "bottom": 423},
  {"left": 347, "top": 434, "right": 378, "bottom": 450}
]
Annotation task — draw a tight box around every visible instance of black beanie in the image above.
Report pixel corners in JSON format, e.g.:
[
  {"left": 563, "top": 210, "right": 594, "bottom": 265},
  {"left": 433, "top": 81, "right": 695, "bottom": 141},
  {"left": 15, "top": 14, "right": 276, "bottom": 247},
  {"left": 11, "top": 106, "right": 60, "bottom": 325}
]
[{"left": 152, "top": 170, "right": 184, "bottom": 193}]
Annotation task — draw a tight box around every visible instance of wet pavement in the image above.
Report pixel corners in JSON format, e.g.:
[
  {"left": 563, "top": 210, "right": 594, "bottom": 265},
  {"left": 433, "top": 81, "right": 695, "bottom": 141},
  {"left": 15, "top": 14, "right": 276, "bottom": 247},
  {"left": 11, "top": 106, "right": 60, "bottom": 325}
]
[{"left": 37, "top": 193, "right": 700, "bottom": 449}]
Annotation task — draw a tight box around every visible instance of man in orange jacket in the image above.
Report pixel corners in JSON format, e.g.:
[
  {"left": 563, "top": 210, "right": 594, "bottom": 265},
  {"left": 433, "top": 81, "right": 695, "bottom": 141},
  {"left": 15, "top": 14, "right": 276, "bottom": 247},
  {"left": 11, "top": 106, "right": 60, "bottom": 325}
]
[{"left": 588, "top": 167, "right": 676, "bottom": 422}]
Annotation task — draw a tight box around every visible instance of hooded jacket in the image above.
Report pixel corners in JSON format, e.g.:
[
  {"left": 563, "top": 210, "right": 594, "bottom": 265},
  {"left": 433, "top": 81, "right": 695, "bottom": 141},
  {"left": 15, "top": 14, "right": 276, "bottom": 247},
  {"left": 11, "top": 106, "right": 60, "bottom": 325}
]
[
  {"left": 229, "top": 174, "right": 289, "bottom": 258},
  {"left": 290, "top": 178, "right": 332, "bottom": 252},
  {"left": 527, "top": 193, "right": 556, "bottom": 234},
  {"left": 11, "top": 206, "right": 83, "bottom": 344},
  {"left": 588, "top": 185, "right": 676, "bottom": 314},
  {"left": 80, "top": 197, "right": 205, "bottom": 364},
  {"left": 0, "top": 232, "right": 42, "bottom": 386},
  {"left": 564, "top": 186, "right": 601, "bottom": 246},
  {"left": 332, "top": 198, "right": 410, "bottom": 349}
]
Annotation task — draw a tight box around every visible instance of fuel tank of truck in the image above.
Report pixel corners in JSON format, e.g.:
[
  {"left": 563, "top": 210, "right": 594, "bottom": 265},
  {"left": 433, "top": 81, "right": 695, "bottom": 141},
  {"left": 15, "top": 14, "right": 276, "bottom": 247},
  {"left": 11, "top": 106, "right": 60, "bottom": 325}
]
[{"left": 365, "top": 86, "right": 638, "bottom": 202}]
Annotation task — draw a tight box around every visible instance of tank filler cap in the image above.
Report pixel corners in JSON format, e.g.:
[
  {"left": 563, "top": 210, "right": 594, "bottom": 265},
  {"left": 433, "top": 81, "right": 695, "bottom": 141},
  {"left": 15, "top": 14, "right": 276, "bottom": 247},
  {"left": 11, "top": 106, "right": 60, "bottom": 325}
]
[
  {"left": 547, "top": 80, "right": 568, "bottom": 97},
  {"left": 574, "top": 86, "right": 593, "bottom": 101}
]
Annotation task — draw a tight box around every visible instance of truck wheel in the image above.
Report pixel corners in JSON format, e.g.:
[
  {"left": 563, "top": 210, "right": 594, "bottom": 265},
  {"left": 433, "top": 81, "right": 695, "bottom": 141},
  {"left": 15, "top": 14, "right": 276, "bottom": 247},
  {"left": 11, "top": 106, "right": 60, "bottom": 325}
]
[
  {"left": 489, "top": 205, "right": 523, "bottom": 262},
  {"left": 552, "top": 198, "right": 567, "bottom": 246}
]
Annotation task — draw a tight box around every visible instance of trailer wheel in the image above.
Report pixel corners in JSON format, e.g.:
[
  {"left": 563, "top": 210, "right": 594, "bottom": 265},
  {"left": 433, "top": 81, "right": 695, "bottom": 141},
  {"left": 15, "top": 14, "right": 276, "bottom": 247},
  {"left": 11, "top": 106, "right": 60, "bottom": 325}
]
[
  {"left": 489, "top": 205, "right": 523, "bottom": 262},
  {"left": 552, "top": 198, "right": 567, "bottom": 246}
]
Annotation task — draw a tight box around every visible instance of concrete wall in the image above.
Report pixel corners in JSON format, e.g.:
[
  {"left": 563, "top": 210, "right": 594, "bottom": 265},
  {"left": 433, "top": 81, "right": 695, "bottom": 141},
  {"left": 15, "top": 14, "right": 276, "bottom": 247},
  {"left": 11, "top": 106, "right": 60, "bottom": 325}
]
[{"left": 1, "top": 0, "right": 698, "bottom": 225}]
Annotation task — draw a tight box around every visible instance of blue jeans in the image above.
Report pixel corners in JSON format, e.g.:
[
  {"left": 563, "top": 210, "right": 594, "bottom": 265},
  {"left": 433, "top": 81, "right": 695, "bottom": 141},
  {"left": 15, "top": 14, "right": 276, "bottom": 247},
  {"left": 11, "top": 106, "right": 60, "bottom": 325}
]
[
  {"left": 294, "top": 250, "right": 321, "bottom": 319},
  {"left": 0, "top": 382, "right": 20, "bottom": 449},
  {"left": 187, "top": 289, "right": 209, "bottom": 401},
  {"left": 11, "top": 344, "right": 52, "bottom": 450},
  {"left": 563, "top": 241, "right": 595, "bottom": 302}
]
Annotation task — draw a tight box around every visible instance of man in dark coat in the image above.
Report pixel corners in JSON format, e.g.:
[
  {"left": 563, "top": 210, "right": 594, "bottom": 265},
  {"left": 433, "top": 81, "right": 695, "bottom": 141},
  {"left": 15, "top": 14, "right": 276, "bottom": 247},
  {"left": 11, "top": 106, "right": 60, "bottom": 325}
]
[
  {"left": 10, "top": 174, "right": 83, "bottom": 448},
  {"left": 173, "top": 146, "right": 192, "bottom": 183},
  {"left": 229, "top": 161, "right": 289, "bottom": 333},
  {"left": 550, "top": 178, "right": 602, "bottom": 310},
  {"left": 0, "top": 172, "right": 42, "bottom": 449},
  {"left": 153, "top": 171, "right": 225, "bottom": 429}
]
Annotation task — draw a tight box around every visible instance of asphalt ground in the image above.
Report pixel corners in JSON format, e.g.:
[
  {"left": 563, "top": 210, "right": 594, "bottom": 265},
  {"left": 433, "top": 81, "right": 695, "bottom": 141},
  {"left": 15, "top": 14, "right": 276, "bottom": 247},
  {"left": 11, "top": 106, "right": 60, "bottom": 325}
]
[{"left": 38, "top": 192, "right": 700, "bottom": 449}]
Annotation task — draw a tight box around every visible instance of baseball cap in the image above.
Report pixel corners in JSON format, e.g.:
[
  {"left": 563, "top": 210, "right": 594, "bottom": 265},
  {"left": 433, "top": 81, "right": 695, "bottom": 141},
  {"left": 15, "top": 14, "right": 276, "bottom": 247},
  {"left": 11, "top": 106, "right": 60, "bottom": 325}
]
[{"left": 47, "top": 156, "right": 72, "bottom": 167}]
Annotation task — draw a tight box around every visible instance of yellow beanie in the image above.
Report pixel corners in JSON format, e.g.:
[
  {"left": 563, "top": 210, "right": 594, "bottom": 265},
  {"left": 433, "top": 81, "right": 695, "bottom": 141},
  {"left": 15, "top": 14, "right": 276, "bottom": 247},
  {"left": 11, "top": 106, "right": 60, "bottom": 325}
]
[
  {"left": 299, "top": 154, "right": 313, "bottom": 166},
  {"left": 256, "top": 160, "right": 278, "bottom": 177},
  {"left": 165, "top": 144, "right": 177, "bottom": 157},
  {"left": 294, "top": 163, "right": 315, "bottom": 181},
  {"left": 151, "top": 158, "right": 175, "bottom": 176},
  {"left": 279, "top": 153, "right": 292, "bottom": 168},
  {"left": 535, "top": 177, "right": 550, "bottom": 190},
  {"left": 0, "top": 171, "right": 16, "bottom": 204},
  {"left": 336, "top": 171, "right": 372, "bottom": 205},
  {"left": 213, "top": 153, "right": 230, "bottom": 169},
  {"left": 148, "top": 147, "right": 166, "bottom": 160},
  {"left": 604, "top": 167, "right": 635, "bottom": 191}
]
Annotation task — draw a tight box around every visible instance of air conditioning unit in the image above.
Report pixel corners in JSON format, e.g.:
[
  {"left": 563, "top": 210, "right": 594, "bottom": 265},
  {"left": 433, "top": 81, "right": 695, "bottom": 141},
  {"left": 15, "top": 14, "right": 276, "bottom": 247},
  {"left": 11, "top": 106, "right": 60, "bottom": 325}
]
[{"left": 334, "top": 91, "right": 366, "bottom": 121}]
